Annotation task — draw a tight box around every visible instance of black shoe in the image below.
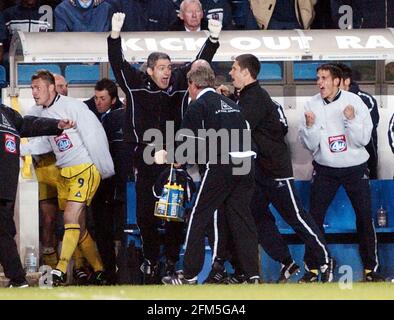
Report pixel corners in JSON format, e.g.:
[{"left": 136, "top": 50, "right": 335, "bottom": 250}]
[
  {"left": 277, "top": 260, "right": 300, "bottom": 283},
  {"left": 73, "top": 268, "right": 89, "bottom": 285},
  {"left": 298, "top": 271, "right": 318, "bottom": 283},
  {"left": 88, "top": 271, "right": 107, "bottom": 285},
  {"left": 365, "top": 271, "right": 386, "bottom": 282},
  {"left": 320, "top": 258, "right": 335, "bottom": 283},
  {"left": 224, "top": 273, "right": 247, "bottom": 284},
  {"left": 140, "top": 259, "right": 159, "bottom": 284},
  {"left": 204, "top": 261, "right": 228, "bottom": 284},
  {"left": 246, "top": 276, "right": 261, "bottom": 284},
  {"left": 51, "top": 269, "right": 67, "bottom": 287},
  {"left": 8, "top": 279, "right": 29, "bottom": 288},
  {"left": 164, "top": 260, "right": 176, "bottom": 277},
  {"left": 162, "top": 272, "right": 197, "bottom": 285}
]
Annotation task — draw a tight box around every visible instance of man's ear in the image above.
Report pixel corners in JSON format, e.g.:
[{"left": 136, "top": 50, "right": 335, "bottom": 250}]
[
  {"left": 147, "top": 67, "right": 154, "bottom": 76},
  {"left": 334, "top": 77, "right": 340, "bottom": 87},
  {"left": 344, "top": 78, "right": 351, "bottom": 87}
]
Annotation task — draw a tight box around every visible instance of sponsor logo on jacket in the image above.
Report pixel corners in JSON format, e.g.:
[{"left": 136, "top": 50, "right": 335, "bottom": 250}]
[
  {"left": 4, "top": 134, "right": 17, "bottom": 154},
  {"left": 54, "top": 133, "right": 73, "bottom": 152},
  {"left": 328, "top": 135, "right": 347, "bottom": 153}
]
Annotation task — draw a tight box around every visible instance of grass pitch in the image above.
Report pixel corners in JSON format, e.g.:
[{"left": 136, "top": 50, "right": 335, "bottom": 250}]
[{"left": 0, "top": 283, "right": 393, "bottom": 300}]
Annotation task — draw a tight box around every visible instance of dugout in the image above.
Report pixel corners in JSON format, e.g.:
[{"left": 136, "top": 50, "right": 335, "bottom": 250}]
[{"left": 2, "top": 28, "right": 394, "bottom": 282}]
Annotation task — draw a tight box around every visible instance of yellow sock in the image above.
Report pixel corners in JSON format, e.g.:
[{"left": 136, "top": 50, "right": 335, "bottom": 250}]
[
  {"left": 56, "top": 224, "right": 80, "bottom": 274},
  {"left": 42, "top": 247, "right": 58, "bottom": 269},
  {"left": 73, "top": 246, "right": 86, "bottom": 269},
  {"left": 365, "top": 269, "right": 372, "bottom": 274},
  {"left": 310, "top": 269, "right": 318, "bottom": 275},
  {"left": 78, "top": 231, "right": 103, "bottom": 272}
]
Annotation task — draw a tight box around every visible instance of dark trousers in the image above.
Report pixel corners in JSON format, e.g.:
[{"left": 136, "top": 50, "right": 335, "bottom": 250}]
[
  {"left": 183, "top": 163, "right": 259, "bottom": 279},
  {"left": 135, "top": 162, "right": 184, "bottom": 265},
  {"left": 0, "top": 199, "right": 26, "bottom": 282},
  {"left": 252, "top": 165, "right": 330, "bottom": 267},
  {"left": 366, "top": 136, "right": 378, "bottom": 179},
  {"left": 91, "top": 179, "right": 117, "bottom": 282},
  {"left": 304, "top": 162, "right": 378, "bottom": 271}
]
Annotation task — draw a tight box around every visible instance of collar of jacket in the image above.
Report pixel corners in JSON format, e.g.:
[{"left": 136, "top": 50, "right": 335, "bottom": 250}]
[
  {"left": 349, "top": 81, "right": 360, "bottom": 94},
  {"left": 69, "top": 0, "right": 104, "bottom": 8},
  {"left": 240, "top": 80, "right": 259, "bottom": 96}
]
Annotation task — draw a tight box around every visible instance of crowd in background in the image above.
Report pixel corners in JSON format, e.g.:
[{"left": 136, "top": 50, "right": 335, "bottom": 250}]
[{"left": 1, "top": 0, "right": 394, "bottom": 66}]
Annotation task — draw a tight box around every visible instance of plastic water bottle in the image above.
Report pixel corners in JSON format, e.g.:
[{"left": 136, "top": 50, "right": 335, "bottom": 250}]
[
  {"left": 377, "top": 206, "right": 387, "bottom": 228},
  {"left": 24, "top": 245, "right": 38, "bottom": 273}
]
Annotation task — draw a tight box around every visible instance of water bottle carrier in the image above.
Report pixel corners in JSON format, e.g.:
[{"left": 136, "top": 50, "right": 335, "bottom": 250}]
[{"left": 154, "top": 164, "right": 185, "bottom": 222}]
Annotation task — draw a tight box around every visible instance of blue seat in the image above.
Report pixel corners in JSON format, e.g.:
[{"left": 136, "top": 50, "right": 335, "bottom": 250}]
[
  {"left": 65, "top": 64, "right": 100, "bottom": 84},
  {"left": 257, "top": 63, "right": 282, "bottom": 81},
  {"left": 0, "top": 65, "right": 7, "bottom": 88},
  {"left": 109, "top": 63, "right": 141, "bottom": 82},
  {"left": 271, "top": 179, "right": 394, "bottom": 234},
  {"left": 18, "top": 64, "right": 61, "bottom": 85}
]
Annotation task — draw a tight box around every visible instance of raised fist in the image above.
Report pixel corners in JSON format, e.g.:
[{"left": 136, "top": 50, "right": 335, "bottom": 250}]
[
  {"left": 112, "top": 12, "right": 125, "bottom": 33},
  {"left": 208, "top": 19, "right": 222, "bottom": 40}
]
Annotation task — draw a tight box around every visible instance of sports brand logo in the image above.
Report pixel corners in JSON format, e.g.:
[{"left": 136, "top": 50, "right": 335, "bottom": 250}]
[
  {"left": 328, "top": 135, "right": 347, "bottom": 153},
  {"left": 4, "top": 134, "right": 17, "bottom": 154},
  {"left": 54, "top": 134, "right": 73, "bottom": 152}
]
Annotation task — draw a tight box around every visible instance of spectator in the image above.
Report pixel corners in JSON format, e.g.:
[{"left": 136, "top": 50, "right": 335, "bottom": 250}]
[
  {"left": 389, "top": 113, "right": 394, "bottom": 154},
  {"left": 54, "top": 0, "right": 114, "bottom": 32},
  {"left": 310, "top": 0, "right": 335, "bottom": 29},
  {"left": 0, "top": 103, "right": 74, "bottom": 288},
  {"left": 0, "top": 12, "right": 6, "bottom": 64},
  {"left": 53, "top": 74, "right": 68, "bottom": 96},
  {"left": 83, "top": 78, "right": 123, "bottom": 284},
  {"left": 169, "top": 0, "right": 208, "bottom": 31},
  {"left": 108, "top": 0, "right": 177, "bottom": 31},
  {"left": 330, "top": 0, "right": 394, "bottom": 29},
  {"left": 229, "top": 0, "right": 259, "bottom": 30},
  {"left": 299, "top": 63, "right": 385, "bottom": 282},
  {"left": 3, "top": 0, "right": 51, "bottom": 53},
  {"left": 249, "top": 0, "right": 317, "bottom": 29},
  {"left": 160, "top": 64, "right": 260, "bottom": 285},
  {"left": 335, "top": 63, "right": 380, "bottom": 179},
  {"left": 201, "top": 0, "right": 234, "bottom": 29},
  {"left": 108, "top": 12, "right": 221, "bottom": 283}
]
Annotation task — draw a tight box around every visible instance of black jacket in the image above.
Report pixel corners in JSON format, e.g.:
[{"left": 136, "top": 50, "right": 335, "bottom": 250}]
[
  {"left": 179, "top": 90, "right": 249, "bottom": 164},
  {"left": 168, "top": 18, "right": 209, "bottom": 31},
  {"left": 349, "top": 82, "right": 379, "bottom": 159},
  {"left": 0, "top": 105, "right": 62, "bottom": 200},
  {"left": 107, "top": 36, "right": 219, "bottom": 150},
  {"left": 238, "top": 81, "right": 293, "bottom": 178}
]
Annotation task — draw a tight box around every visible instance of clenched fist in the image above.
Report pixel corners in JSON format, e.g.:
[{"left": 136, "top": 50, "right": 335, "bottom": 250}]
[
  {"left": 111, "top": 12, "right": 125, "bottom": 38},
  {"left": 208, "top": 19, "right": 222, "bottom": 42}
]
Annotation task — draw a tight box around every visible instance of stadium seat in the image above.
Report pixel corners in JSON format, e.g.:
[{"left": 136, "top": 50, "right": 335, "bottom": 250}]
[
  {"left": 0, "top": 65, "right": 7, "bottom": 88},
  {"left": 257, "top": 63, "right": 282, "bottom": 81},
  {"left": 65, "top": 64, "right": 100, "bottom": 84},
  {"left": 109, "top": 63, "right": 142, "bottom": 82},
  {"left": 270, "top": 179, "right": 394, "bottom": 234},
  {"left": 17, "top": 64, "right": 61, "bottom": 85}
]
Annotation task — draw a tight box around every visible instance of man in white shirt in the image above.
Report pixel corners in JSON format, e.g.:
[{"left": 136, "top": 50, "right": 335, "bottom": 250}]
[{"left": 299, "top": 63, "right": 384, "bottom": 282}]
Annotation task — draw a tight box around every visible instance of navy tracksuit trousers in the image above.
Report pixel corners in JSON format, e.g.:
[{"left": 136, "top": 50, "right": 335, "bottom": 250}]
[{"left": 304, "top": 162, "right": 379, "bottom": 271}]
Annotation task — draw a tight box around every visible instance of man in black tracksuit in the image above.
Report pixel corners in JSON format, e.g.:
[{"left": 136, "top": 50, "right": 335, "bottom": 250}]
[
  {"left": 108, "top": 12, "right": 221, "bottom": 282},
  {"left": 223, "top": 54, "right": 334, "bottom": 283},
  {"left": 0, "top": 104, "right": 73, "bottom": 287},
  {"left": 160, "top": 65, "right": 260, "bottom": 285},
  {"left": 335, "top": 63, "right": 380, "bottom": 179}
]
